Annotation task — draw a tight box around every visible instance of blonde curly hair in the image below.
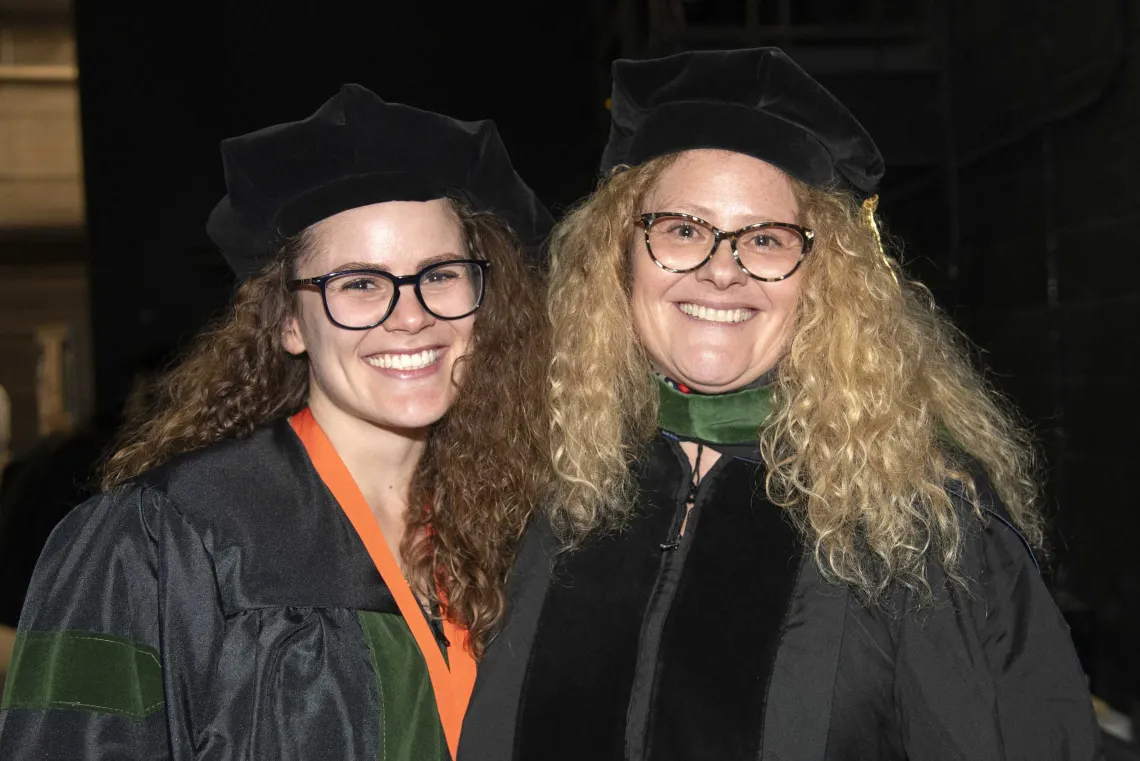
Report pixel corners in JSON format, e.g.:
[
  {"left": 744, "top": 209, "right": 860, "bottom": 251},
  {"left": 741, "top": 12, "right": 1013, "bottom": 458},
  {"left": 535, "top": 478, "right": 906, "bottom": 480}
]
[{"left": 547, "top": 154, "right": 1044, "bottom": 601}]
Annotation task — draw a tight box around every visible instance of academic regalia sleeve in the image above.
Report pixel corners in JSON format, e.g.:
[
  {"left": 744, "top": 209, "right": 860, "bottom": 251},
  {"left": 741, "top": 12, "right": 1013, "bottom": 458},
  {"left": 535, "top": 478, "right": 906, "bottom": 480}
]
[
  {"left": 974, "top": 512, "right": 1104, "bottom": 759},
  {"left": 892, "top": 484, "right": 1105, "bottom": 760},
  {"left": 0, "top": 484, "right": 224, "bottom": 760}
]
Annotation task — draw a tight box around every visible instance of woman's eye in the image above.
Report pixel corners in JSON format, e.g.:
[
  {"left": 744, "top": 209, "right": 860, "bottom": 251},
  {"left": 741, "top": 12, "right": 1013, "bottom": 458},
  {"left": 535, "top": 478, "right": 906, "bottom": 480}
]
[
  {"left": 343, "top": 278, "right": 375, "bottom": 290},
  {"left": 423, "top": 270, "right": 457, "bottom": 284}
]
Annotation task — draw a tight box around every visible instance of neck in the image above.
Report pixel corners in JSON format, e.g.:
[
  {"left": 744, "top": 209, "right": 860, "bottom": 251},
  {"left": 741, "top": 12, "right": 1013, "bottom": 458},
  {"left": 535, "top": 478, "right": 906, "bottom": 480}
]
[{"left": 307, "top": 393, "right": 428, "bottom": 542}]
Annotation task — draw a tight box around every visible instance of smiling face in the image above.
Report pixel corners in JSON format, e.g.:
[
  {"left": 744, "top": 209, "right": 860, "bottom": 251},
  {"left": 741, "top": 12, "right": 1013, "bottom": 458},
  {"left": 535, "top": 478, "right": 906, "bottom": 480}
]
[
  {"left": 282, "top": 199, "right": 476, "bottom": 433},
  {"left": 630, "top": 149, "right": 803, "bottom": 393}
]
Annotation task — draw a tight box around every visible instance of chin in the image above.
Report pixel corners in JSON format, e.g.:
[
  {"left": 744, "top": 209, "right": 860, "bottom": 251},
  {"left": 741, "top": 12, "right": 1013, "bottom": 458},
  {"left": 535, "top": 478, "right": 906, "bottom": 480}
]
[
  {"left": 370, "top": 395, "right": 455, "bottom": 432},
  {"left": 669, "top": 355, "right": 749, "bottom": 390},
  {"left": 372, "top": 408, "right": 447, "bottom": 432},
  {"left": 680, "top": 375, "right": 749, "bottom": 394}
]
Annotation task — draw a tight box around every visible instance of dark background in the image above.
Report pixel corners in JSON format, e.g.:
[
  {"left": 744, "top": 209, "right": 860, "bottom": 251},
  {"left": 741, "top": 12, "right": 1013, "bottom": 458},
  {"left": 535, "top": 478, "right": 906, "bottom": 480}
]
[{"left": 6, "top": 0, "right": 1140, "bottom": 733}]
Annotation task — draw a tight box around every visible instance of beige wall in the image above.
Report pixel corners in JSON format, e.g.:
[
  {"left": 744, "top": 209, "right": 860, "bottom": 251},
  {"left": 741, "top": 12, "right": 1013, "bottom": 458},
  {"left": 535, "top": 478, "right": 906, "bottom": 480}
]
[
  {"left": 0, "top": 22, "right": 83, "bottom": 230},
  {"left": 0, "top": 9, "right": 90, "bottom": 456},
  {"left": 0, "top": 262, "right": 92, "bottom": 453}
]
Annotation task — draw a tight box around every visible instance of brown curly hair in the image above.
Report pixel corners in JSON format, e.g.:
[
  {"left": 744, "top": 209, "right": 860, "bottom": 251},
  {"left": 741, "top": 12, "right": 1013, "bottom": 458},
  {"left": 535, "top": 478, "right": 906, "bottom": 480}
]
[{"left": 103, "top": 199, "right": 550, "bottom": 654}]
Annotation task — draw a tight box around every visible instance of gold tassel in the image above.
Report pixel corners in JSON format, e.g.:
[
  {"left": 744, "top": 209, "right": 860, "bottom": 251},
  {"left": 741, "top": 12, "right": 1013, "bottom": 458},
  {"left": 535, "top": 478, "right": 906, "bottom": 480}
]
[{"left": 862, "top": 194, "right": 899, "bottom": 286}]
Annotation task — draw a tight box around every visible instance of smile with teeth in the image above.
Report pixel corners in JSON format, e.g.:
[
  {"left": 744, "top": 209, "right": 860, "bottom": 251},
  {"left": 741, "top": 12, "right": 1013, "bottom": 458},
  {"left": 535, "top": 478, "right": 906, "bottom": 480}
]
[
  {"left": 678, "top": 303, "right": 755, "bottom": 323},
  {"left": 365, "top": 348, "right": 442, "bottom": 371}
]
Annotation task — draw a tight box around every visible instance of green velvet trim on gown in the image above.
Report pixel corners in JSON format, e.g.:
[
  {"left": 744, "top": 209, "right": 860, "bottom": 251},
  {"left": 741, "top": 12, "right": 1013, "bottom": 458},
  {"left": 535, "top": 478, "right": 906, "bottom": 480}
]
[
  {"left": 654, "top": 375, "right": 772, "bottom": 445},
  {"left": 357, "top": 611, "right": 445, "bottom": 761},
  {"left": 1, "top": 629, "right": 163, "bottom": 718}
]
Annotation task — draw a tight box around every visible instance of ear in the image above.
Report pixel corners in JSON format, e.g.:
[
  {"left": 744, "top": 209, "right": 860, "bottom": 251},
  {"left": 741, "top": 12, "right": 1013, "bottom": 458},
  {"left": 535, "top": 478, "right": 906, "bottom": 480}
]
[{"left": 281, "top": 315, "right": 307, "bottom": 356}]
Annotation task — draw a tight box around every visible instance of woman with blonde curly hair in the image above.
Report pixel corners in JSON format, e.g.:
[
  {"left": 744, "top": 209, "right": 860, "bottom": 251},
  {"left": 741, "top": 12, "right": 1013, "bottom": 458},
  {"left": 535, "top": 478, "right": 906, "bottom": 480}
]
[
  {"left": 0, "top": 85, "right": 550, "bottom": 760},
  {"left": 460, "top": 49, "right": 1101, "bottom": 760}
]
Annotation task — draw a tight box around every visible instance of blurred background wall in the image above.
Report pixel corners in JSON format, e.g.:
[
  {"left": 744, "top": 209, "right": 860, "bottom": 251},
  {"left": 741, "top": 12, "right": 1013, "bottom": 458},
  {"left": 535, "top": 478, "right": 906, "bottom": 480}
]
[{"left": 0, "top": 0, "right": 89, "bottom": 464}]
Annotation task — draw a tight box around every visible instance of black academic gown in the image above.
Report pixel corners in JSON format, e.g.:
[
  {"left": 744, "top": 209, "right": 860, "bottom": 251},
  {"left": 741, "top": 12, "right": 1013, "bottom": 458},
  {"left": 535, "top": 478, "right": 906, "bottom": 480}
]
[
  {"left": 459, "top": 433, "right": 1104, "bottom": 760},
  {"left": 0, "top": 420, "right": 449, "bottom": 760}
]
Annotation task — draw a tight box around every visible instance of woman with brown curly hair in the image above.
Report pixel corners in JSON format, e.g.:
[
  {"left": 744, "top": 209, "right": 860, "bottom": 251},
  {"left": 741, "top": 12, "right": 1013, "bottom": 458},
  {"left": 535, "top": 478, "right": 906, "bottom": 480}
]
[
  {"left": 0, "top": 84, "right": 550, "bottom": 760},
  {"left": 460, "top": 49, "right": 1102, "bottom": 760}
]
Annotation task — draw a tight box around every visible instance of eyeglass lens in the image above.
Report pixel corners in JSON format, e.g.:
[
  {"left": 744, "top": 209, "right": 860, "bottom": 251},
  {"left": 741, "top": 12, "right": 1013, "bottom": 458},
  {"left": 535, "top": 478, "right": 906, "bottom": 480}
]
[
  {"left": 645, "top": 215, "right": 805, "bottom": 280},
  {"left": 324, "top": 261, "right": 484, "bottom": 328}
]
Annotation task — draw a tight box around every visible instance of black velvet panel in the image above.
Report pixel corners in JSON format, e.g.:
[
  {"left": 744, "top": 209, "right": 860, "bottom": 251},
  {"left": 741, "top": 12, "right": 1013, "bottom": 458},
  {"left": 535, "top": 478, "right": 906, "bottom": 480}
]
[
  {"left": 515, "top": 438, "right": 687, "bottom": 761},
  {"left": 644, "top": 458, "right": 801, "bottom": 760}
]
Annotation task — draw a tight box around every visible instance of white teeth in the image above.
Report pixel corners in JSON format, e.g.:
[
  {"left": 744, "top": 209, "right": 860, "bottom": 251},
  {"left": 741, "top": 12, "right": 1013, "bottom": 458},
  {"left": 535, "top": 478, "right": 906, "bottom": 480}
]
[
  {"left": 365, "top": 349, "right": 441, "bottom": 370},
  {"left": 678, "top": 303, "right": 754, "bottom": 323}
]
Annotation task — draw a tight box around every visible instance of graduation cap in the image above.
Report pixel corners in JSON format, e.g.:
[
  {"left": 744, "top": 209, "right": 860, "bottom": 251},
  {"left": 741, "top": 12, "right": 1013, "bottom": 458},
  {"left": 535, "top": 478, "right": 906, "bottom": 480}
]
[
  {"left": 207, "top": 84, "right": 553, "bottom": 279},
  {"left": 600, "top": 48, "right": 885, "bottom": 198}
]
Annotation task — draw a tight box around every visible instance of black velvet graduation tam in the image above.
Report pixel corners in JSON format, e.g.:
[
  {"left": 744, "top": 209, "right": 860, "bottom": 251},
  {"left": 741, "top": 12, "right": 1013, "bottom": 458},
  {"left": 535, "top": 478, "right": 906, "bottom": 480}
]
[
  {"left": 601, "top": 47, "right": 885, "bottom": 197},
  {"left": 208, "top": 83, "right": 553, "bottom": 279}
]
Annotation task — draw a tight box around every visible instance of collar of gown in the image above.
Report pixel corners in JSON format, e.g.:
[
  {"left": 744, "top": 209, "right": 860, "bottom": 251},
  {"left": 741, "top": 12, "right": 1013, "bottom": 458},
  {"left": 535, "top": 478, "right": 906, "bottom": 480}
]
[{"left": 654, "top": 371, "right": 772, "bottom": 447}]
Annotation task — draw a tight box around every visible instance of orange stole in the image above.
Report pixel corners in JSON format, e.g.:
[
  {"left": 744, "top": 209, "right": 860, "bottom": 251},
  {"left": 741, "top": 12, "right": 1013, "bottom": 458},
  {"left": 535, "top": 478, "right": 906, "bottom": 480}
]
[{"left": 290, "top": 409, "right": 477, "bottom": 759}]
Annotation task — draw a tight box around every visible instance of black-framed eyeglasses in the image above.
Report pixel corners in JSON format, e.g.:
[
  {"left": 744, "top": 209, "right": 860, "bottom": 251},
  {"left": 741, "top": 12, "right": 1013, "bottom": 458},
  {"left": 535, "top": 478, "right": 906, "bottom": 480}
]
[
  {"left": 636, "top": 212, "right": 814, "bottom": 282},
  {"left": 287, "top": 259, "right": 490, "bottom": 330}
]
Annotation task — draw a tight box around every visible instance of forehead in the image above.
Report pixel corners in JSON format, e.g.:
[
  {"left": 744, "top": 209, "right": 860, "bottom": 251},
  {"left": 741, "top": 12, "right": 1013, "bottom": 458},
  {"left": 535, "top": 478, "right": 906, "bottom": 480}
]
[
  {"left": 647, "top": 149, "right": 799, "bottom": 223},
  {"left": 303, "top": 198, "right": 466, "bottom": 271}
]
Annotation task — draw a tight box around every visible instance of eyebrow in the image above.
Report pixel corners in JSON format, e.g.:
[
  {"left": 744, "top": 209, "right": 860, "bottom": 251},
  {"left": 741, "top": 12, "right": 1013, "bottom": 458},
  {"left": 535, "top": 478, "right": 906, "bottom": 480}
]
[
  {"left": 651, "top": 202, "right": 789, "bottom": 226},
  {"left": 326, "top": 253, "right": 465, "bottom": 274},
  {"left": 656, "top": 202, "right": 719, "bottom": 219}
]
